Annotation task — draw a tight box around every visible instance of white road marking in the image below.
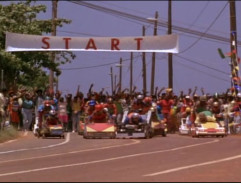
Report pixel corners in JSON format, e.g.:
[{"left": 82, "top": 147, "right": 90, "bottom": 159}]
[
  {"left": 144, "top": 154, "right": 241, "bottom": 177},
  {"left": 0, "top": 139, "right": 219, "bottom": 177},
  {"left": 0, "top": 130, "right": 42, "bottom": 145},
  {"left": 0, "top": 139, "right": 140, "bottom": 164},
  {"left": 1, "top": 139, "right": 17, "bottom": 144},
  {"left": 0, "top": 133, "right": 70, "bottom": 155},
  {"left": 0, "top": 131, "right": 27, "bottom": 146}
]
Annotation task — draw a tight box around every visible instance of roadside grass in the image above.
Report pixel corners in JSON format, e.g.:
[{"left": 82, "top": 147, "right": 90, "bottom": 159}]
[{"left": 0, "top": 126, "right": 19, "bottom": 143}]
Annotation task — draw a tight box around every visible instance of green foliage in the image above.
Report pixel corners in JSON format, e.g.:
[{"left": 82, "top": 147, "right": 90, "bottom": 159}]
[
  {"left": 0, "top": 1, "right": 75, "bottom": 91},
  {"left": 0, "top": 126, "right": 19, "bottom": 143}
]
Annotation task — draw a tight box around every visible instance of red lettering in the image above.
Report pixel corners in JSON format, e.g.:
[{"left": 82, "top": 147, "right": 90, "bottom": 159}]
[
  {"left": 86, "top": 38, "right": 97, "bottom": 50},
  {"left": 111, "top": 39, "right": 120, "bottom": 50},
  {"left": 134, "top": 38, "right": 143, "bottom": 50},
  {"left": 41, "top": 37, "right": 50, "bottom": 49},
  {"left": 63, "top": 38, "right": 71, "bottom": 49}
]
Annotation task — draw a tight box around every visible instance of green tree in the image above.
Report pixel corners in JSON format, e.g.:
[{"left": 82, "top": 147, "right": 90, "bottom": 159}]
[{"left": 0, "top": 1, "right": 75, "bottom": 91}]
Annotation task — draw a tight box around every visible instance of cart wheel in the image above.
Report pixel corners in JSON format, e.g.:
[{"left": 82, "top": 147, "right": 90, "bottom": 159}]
[
  {"left": 162, "top": 131, "right": 167, "bottom": 137},
  {"left": 144, "top": 129, "right": 151, "bottom": 139},
  {"left": 83, "top": 135, "right": 89, "bottom": 139}
]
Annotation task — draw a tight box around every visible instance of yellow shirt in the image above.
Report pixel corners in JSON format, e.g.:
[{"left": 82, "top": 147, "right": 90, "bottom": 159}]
[{"left": 72, "top": 101, "right": 81, "bottom": 112}]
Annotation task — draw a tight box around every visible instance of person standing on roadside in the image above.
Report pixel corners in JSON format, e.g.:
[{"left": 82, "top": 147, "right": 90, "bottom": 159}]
[
  {"left": 8, "top": 95, "right": 21, "bottom": 130},
  {"left": 0, "top": 89, "right": 7, "bottom": 130},
  {"left": 58, "top": 97, "right": 68, "bottom": 132},
  {"left": 71, "top": 96, "right": 81, "bottom": 133},
  {"left": 65, "top": 94, "right": 72, "bottom": 132},
  {"left": 21, "top": 93, "right": 34, "bottom": 131},
  {"left": 157, "top": 89, "right": 174, "bottom": 133},
  {"left": 33, "top": 89, "right": 45, "bottom": 119}
]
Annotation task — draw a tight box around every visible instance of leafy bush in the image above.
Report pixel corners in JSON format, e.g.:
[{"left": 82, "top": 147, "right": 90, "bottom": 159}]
[{"left": 0, "top": 126, "right": 19, "bottom": 143}]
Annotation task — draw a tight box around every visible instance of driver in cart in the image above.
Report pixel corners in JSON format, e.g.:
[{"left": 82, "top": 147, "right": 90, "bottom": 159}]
[
  {"left": 89, "top": 104, "right": 108, "bottom": 122},
  {"left": 124, "top": 112, "right": 144, "bottom": 125},
  {"left": 45, "top": 109, "right": 59, "bottom": 126},
  {"left": 37, "top": 99, "right": 55, "bottom": 128}
]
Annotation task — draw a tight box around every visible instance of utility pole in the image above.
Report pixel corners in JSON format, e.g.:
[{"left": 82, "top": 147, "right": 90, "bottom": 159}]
[
  {"left": 118, "top": 57, "right": 122, "bottom": 93},
  {"left": 110, "top": 67, "right": 114, "bottom": 95},
  {"left": 56, "top": 76, "right": 59, "bottom": 92},
  {"left": 114, "top": 74, "right": 117, "bottom": 93},
  {"left": 229, "top": 0, "right": 238, "bottom": 95},
  {"left": 130, "top": 52, "right": 133, "bottom": 95},
  {"left": 150, "top": 11, "right": 158, "bottom": 96},
  {"left": 55, "top": 56, "right": 59, "bottom": 92},
  {"left": 49, "top": 0, "right": 58, "bottom": 95},
  {"left": 168, "top": 0, "right": 173, "bottom": 90},
  {"left": 142, "top": 26, "right": 147, "bottom": 96},
  {"left": 1, "top": 70, "right": 3, "bottom": 90}
]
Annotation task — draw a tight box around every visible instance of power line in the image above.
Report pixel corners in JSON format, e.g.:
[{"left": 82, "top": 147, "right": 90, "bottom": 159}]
[
  {"left": 154, "top": 53, "right": 230, "bottom": 84},
  {"left": 62, "top": 1, "right": 233, "bottom": 85},
  {"left": 174, "top": 59, "right": 230, "bottom": 83},
  {"left": 60, "top": 54, "right": 142, "bottom": 70},
  {"left": 173, "top": 54, "right": 230, "bottom": 76},
  {"left": 179, "top": 2, "right": 229, "bottom": 54},
  {"left": 58, "top": 30, "right": 103, "bottom": 37},
  {"left": 68, "top": 1, "right": 241, "bottom": 46},
  {"left": 186, "top": 1, "right": 210, "bottom": 30}
]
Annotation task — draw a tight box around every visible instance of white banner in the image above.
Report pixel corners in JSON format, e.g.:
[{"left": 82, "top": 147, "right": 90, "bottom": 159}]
[{"left": 5, "top": 32, "right": 179, "bottom": 53}]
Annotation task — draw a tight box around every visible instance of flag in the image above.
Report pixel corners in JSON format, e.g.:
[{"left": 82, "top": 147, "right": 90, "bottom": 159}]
[
  {"left": 225, "top": 52, "right": 232, "bottom": 57},
  {"left": 218, "top": 48, "right": 225, "bottom": 59}
]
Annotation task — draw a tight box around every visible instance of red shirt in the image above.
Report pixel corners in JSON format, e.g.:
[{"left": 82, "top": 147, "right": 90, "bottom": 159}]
[
  {"left": 158, "top": 99, "right": 174, "bottom": 114},
  {"left": 104, "top": 103, "right": 117, "bottom": 115},
  {"left": 91, "top": 111, "right": 107, "bottom": 121}
]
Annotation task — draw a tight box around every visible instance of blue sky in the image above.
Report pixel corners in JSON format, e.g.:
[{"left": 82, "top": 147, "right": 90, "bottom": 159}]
[{"left": 2, "top": 1, "right": 241, "bottom": 96}]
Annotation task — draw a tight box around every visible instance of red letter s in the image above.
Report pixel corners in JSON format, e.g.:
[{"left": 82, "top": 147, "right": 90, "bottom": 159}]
[{"left": 42, "top": 37, "right": 50, "bottom": 49}]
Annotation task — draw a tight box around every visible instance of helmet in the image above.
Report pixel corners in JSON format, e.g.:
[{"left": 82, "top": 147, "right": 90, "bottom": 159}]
[
  {"left": 45, "top": 96, "right": 51, "bottom": 100},
  {"left": 131, "top": 113, "right": 140, "bottom": 120},
  {"left": 144, "top": 97, "right": 152, "bottom": 103},
  {"left": 49, "top": 109, "right": 56, "bottom": 116},
  {"left": 107, "top": 98, "right": 113, "bottom": 103},
  {"left": 44, "top": 100, "right": 51, "bottom": 106},
  {"left": 88, "top": 100, "right": 96, "bottom": 106},
  {"left": 237, "top": 92, "right": 241, "bottom": 98},
  {"left": 213, "top": 102, "right": 219, "bottom": 107},
  {"left": 95, "top": 104, "right": 103, "bottom": 111},
  {"left": 137, "top": 94, "right": 144, "bottom": 100},
  {"left": 185, "top": 107, "right": 191, "bottom": 113},
  {"left": 185, "top": 95, "right": 190, "bottom": 99}
]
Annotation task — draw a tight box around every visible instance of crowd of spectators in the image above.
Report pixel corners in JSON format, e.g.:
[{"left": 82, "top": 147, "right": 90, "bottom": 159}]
[{"left": 0, "top": 84, "right": 240, "bottom": 134}]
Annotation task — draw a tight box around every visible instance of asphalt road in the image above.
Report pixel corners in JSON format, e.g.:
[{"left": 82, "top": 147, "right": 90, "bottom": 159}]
[{"left": 0, "top": 132, "right": 241, "bottom": 182}]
